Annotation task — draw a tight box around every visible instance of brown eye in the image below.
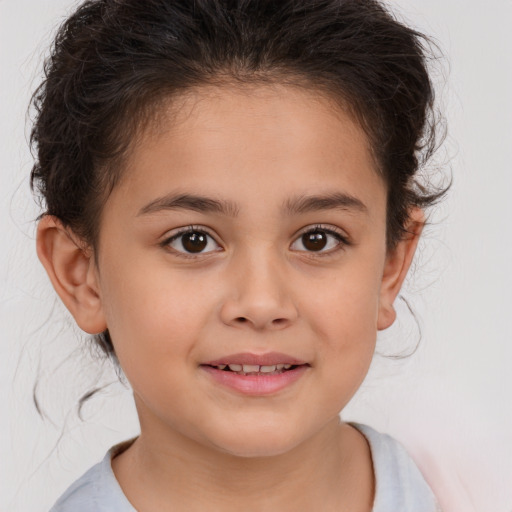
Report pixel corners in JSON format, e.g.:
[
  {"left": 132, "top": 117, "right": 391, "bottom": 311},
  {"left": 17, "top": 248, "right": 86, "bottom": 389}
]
[
  {"left": 182, "top": 232, "right": 208, "bottom": 252},
  {"left": 166, "top": 229, "right": 220, "bottom": 255},
  {"left": 302, "top": 231, "right": 327, "bottom": 251},
  {"left": 290, "top": 227, "right": 346, "bottom": 253}
]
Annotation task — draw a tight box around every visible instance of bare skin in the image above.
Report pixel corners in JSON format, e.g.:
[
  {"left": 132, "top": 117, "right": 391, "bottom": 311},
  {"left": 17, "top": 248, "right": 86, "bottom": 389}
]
[
  {"left": 113, "top": 418, "right": 374, "bottom": 512},
  {"left": 36, "top": 83, "right": 422, "bottom": 511}
]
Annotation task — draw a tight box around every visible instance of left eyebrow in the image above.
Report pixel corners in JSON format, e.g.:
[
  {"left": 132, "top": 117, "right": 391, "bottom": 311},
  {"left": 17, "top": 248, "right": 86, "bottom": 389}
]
[
  {"left": 283, "top": 192, "right": 368, "bottom": 216},
  {"left": 137, "top": 193, "right": 240, "bottom": 217}
]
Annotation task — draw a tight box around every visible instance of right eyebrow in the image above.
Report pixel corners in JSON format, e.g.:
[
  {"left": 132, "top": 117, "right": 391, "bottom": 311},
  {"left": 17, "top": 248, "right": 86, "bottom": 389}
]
[{"left": 137, "top": 193, "right": 240, "bottom": 217}]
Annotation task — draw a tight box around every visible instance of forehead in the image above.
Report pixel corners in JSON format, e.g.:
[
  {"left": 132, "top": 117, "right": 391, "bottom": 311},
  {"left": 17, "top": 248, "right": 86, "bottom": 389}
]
[{"left": 109, "top": 84, "right": 386, "bottom": 221}]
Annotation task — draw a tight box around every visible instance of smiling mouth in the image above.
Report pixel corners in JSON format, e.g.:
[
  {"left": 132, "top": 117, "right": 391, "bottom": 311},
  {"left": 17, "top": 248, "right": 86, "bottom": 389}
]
[
  {"left": 204, "top": 363, "right": 303, "bottom": 376},
  {"left": 201, "top": 358, "right": 310, "bottom": 394}
]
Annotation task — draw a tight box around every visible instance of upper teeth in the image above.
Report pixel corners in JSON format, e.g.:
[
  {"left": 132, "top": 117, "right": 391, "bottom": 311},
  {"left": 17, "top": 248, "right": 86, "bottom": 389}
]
[{"left": 217, "top": 363, "right": 293, "bottom": 372}]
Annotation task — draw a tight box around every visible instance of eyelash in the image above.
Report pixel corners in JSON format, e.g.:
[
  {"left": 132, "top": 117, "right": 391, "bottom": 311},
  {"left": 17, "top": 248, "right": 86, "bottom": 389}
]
[
  {"left": 291, "top": 224, "right": 350, "bottom": 256},
  {"left": 160, "top": 224, "right": 350, "bottom": 258},
  {"left": 160, "top": 225, "right": 221, "bottom": 259}
]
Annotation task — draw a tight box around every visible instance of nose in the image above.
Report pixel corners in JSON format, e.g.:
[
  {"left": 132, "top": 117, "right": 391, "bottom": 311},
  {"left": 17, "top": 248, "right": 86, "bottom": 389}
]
[{"left": 219, "top": 251, "right": 298, "bottom": 331}]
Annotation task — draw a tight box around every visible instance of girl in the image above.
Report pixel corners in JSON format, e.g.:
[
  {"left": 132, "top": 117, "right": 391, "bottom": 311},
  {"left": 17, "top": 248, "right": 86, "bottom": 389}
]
[{"left": 31, "top": 0, "right": 445, "bottom": 510}]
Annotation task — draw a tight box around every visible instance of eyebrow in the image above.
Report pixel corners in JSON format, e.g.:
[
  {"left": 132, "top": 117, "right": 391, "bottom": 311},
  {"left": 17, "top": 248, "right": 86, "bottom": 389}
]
[
  {"left": 138, "top": 193, "right": 240, "bottom": 217},
  {"left": 137, "top": 191, "right": 367, "bottom": 218},
  {"left": 283, "top": 192, "right": 368, "bottom": 216}
]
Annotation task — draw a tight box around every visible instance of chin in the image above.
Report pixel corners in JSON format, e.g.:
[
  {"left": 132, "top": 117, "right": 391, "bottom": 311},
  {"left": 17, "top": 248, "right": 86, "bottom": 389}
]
[
  {"left": 209, "top": 424, "right": 305, "bottom": 459},
  {"left": 219, "top": 442, "right": 299, "bottom": 459}
]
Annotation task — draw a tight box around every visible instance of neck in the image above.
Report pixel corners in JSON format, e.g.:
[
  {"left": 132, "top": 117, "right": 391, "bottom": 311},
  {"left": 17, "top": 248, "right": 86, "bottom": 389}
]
[
  {"left": 112, "top": 413, "right": 374, "bottom": 512},
  {"left": 112, "top": 400, "right": 374, "bottom": 512}
]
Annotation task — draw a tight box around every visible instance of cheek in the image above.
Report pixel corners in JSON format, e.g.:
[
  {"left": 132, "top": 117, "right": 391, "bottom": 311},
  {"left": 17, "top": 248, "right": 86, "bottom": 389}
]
[
  {"left": 304, "top": 261, "right": 383, "bottom": 338},
  {"left": 98, "top": 259, "right": 219, "bottom": 365},
  {"left": 300, "top": 258, "right": 383, "bottom": 390},
  {"left": 98, "top": 268, "right": 216, "bottom": 420},
  {"left": 313, "top": 300, "right": 378, "bottom": 415}
]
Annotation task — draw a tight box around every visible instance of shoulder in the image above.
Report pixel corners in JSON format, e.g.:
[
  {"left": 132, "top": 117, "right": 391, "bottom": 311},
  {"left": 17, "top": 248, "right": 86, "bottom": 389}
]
[
  {"left": 49, "top": 441, "right": 136, "bottom": 512},
  {"left": 351, "top": 423, "right": 442, "bottom": 512}
]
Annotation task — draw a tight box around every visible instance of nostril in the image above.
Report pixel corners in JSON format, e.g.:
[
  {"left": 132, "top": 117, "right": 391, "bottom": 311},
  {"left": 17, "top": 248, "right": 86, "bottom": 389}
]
[{"left": 229, "top": 316, "right": 292, "bottom": 329}]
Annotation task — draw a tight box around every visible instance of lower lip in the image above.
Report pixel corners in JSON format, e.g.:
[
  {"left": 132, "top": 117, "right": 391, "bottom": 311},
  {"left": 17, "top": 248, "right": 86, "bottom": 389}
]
[{"left": 200, "top": 365, "right": 309, "bottom": 395}]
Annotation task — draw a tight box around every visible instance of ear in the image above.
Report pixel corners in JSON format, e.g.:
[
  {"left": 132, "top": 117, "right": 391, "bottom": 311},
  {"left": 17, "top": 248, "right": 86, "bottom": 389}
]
[
  {"left": 36, "top": 215, "right": 107, "bottom": 334},
  {"left": 377, "top": 208, "right": 424, "bottom": 331}
]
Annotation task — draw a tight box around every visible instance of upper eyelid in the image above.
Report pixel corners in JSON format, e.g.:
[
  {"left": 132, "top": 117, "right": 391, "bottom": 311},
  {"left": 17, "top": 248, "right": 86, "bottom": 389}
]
[
  {"left": 161, "top": 226, "right": 223, "bottom": 258},
  {"left": 160, "top": 223, "right": 349, "bottom": 247},
  {"left": 293, "top": 224, "right": 349, "bottom": 240},
  {"left": 289, "top": 225, "right": 350, "bottom": 254},
  {"left": 162, "top": 225, "right": 218, "bottom": 242}
]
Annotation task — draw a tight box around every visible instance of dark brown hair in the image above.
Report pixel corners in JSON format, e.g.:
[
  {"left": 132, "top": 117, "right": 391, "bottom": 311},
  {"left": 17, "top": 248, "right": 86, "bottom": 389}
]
[{"left": 30, "top": 0, "right": 446, "bottom": 355}]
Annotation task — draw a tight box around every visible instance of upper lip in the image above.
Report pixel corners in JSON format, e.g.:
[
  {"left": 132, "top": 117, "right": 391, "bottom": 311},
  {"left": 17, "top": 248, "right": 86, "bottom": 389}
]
[{"left": 203, "top": 352, "right": 308, "bottom": 366}]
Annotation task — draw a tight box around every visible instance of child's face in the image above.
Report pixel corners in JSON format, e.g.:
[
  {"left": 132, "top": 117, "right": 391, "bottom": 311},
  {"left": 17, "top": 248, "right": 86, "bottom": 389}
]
[{"left": 75, "top": 85, "right": 410, "bottom": 456}]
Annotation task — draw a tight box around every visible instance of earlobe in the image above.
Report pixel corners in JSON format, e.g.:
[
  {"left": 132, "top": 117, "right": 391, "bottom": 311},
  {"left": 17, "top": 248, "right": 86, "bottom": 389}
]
[
  {"left": 377, "top": 208, "right": 424, "bottom": 331},
  {"left": 36, "top": 216, "right": 107, "bottom": 334}
]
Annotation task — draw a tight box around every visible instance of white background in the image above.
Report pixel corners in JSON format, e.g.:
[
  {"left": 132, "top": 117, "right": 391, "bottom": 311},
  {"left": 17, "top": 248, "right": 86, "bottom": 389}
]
[{"left": 1, "top": 1, "right": 511, "bottom": 511}]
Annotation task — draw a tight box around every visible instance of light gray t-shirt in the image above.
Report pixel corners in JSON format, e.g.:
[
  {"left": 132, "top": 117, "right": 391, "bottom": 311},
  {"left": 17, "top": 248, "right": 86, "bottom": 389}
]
[{"left": 49, "top": 423, "right": 440, "bottom": 512}]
